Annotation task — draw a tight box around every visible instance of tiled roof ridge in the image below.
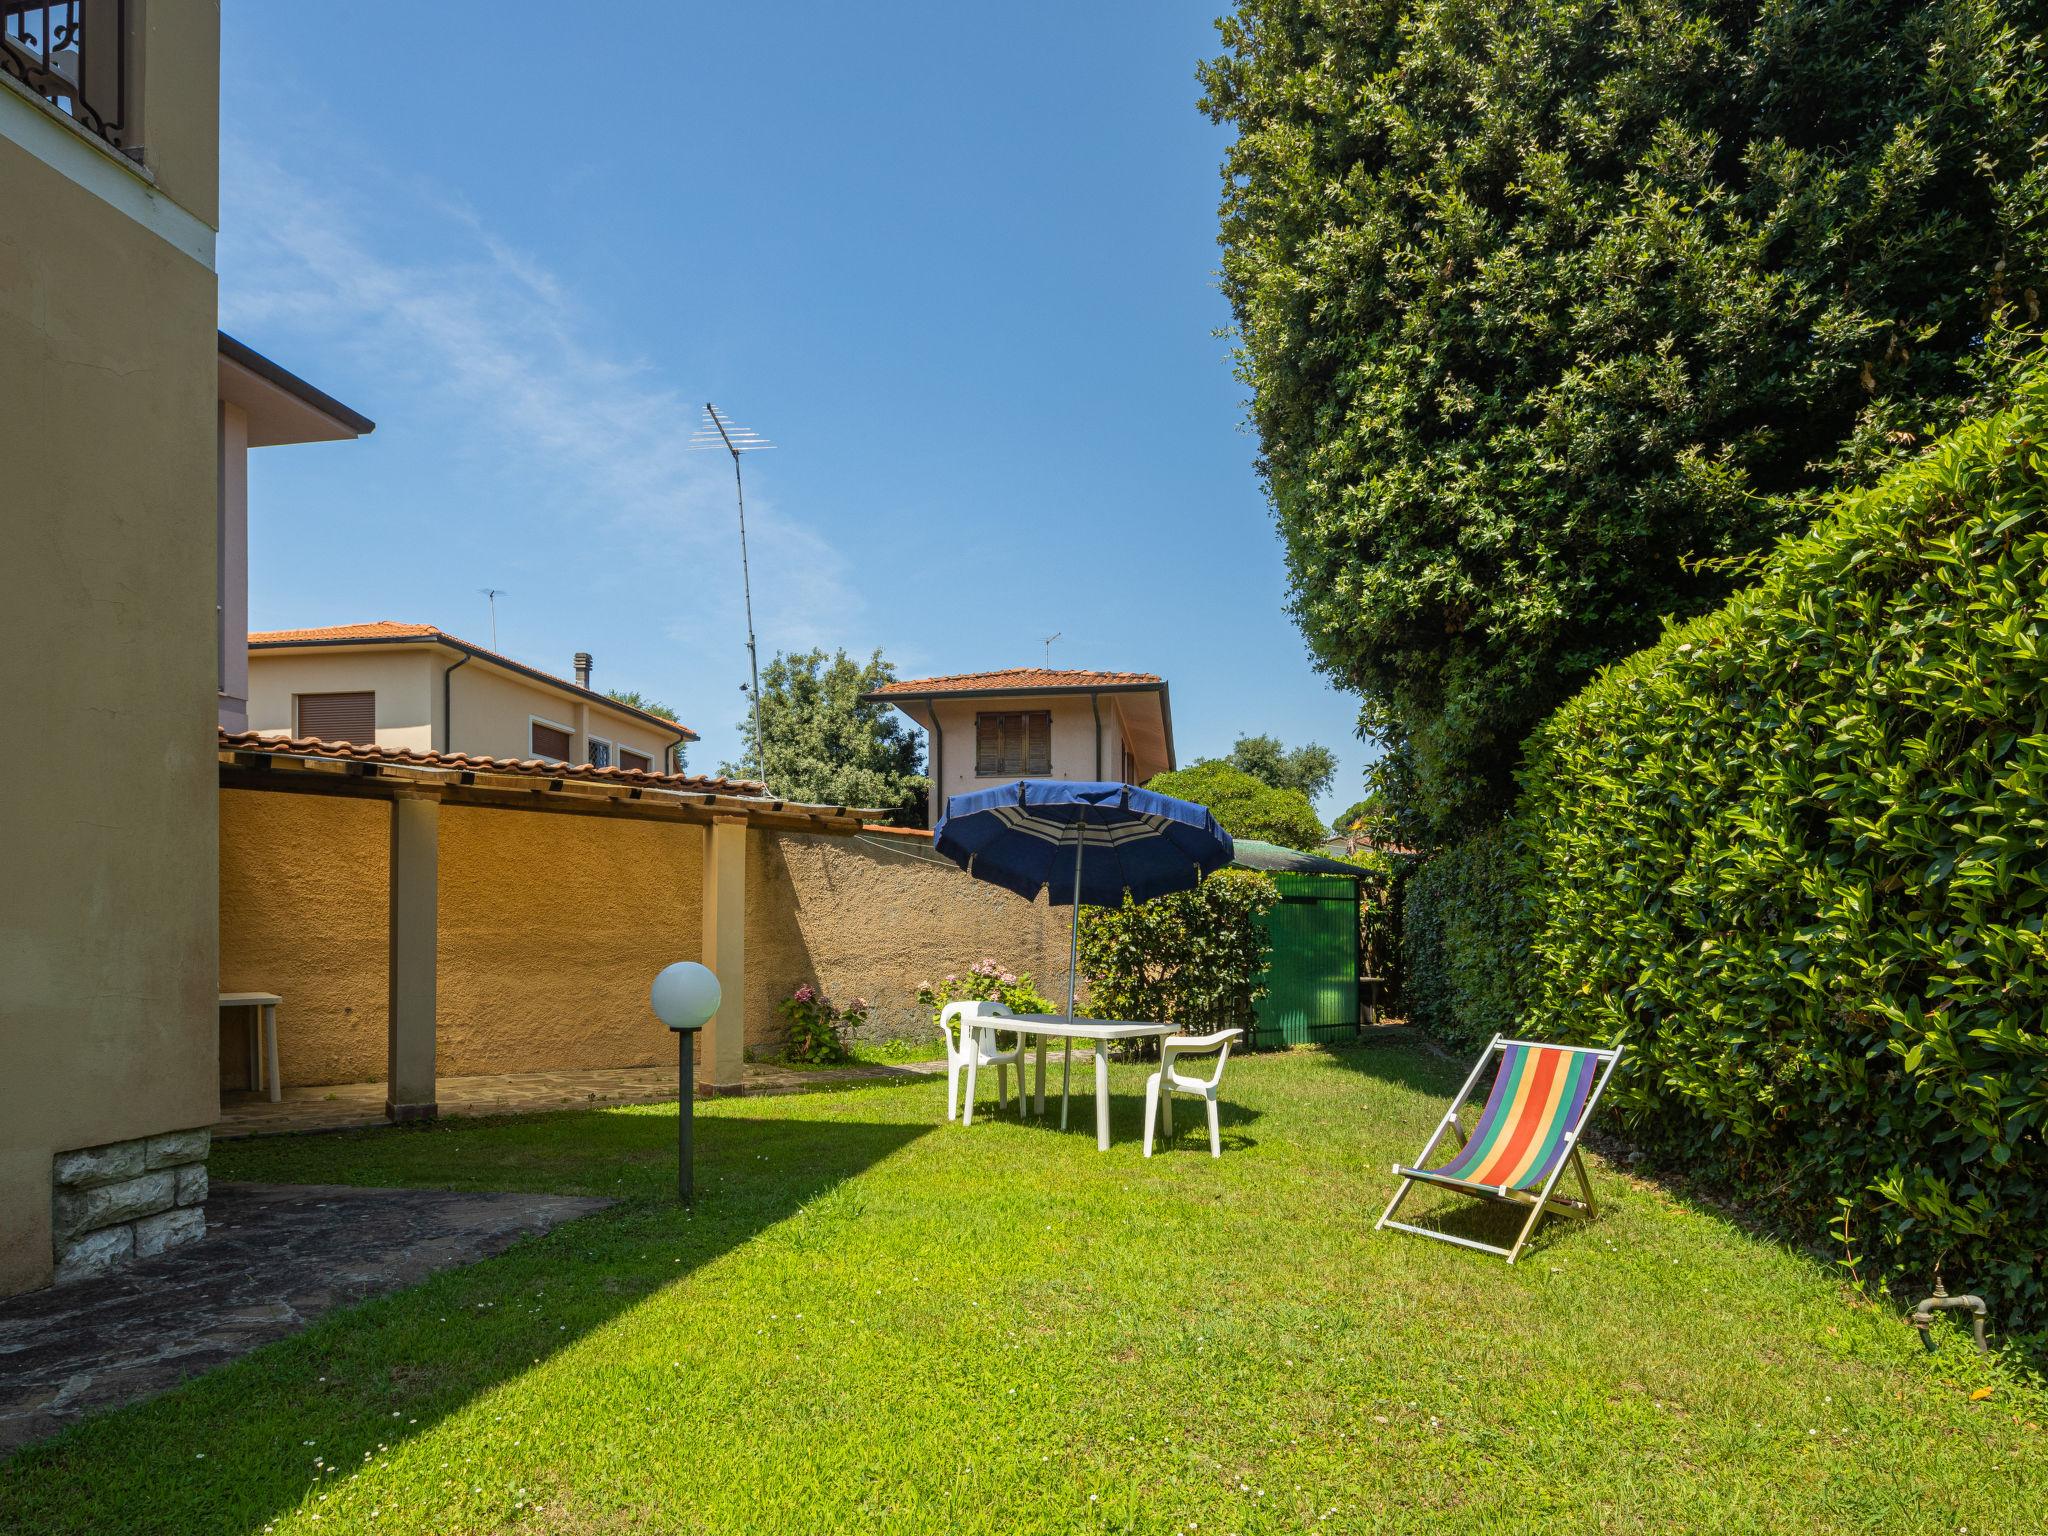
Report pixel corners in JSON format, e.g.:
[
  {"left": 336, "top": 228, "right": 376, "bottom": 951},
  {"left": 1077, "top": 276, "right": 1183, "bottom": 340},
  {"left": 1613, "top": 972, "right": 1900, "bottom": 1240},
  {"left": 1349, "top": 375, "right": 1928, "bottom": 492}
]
[
  {"left": 220, "top": 729, "right": 765, "bottom": 796},
  {"left": 873, "top": 666, "right": 1162, "bottom": 693}
]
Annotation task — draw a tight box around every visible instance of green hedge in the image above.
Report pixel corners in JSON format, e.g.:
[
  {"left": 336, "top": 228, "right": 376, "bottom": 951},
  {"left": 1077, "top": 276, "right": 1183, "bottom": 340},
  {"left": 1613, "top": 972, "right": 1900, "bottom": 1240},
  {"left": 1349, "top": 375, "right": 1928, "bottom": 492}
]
[
  {"left": 1400, "top": 827, "right": 1522, "bottom": 1053},
  {"left": 1491, "top": 370, "right": 2048, "bottom": 1320}
]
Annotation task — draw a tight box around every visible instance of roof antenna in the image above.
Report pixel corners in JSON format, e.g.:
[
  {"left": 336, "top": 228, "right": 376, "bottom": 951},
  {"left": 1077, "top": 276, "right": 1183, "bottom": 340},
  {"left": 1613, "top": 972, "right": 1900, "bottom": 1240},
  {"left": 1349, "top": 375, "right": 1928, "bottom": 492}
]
[
  {"left": 479, "top": 588, "right": 507, "bottom": 651},
  {"left": 690, "top": 404, "right": 776, "bottom": 789},
  {"left": 1043, "top": 631, "right": 1061, "bottom": 667}
]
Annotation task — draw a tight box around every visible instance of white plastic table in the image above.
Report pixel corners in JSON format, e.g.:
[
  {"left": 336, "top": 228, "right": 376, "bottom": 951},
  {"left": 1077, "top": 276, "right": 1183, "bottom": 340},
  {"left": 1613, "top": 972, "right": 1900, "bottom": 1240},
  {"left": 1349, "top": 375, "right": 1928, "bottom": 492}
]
[
  {"left": 962, "top": 1014, "right": 1174, "bottom": 1150},
  {"left": 219, "top": 991, "right": 282, "bottom": 1103}
]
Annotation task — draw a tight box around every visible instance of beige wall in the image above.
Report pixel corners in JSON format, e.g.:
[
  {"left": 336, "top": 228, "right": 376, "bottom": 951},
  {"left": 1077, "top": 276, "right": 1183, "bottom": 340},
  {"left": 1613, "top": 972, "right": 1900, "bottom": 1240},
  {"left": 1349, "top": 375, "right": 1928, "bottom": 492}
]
[
  {"left": 248, "top": 647, "right": 437, "bottom": 750},
  {"left": 746, "top": 830, "right": 1073, "bottom": 1048},
  {"left": 248, "top": 645, "right": 683, "bottom": 767},
  {"left": 220, "top": 790, "right": 706, "bottom": 1084},
  {"left": 0, "top": 6, "right": 222, "bottom": 1296}
]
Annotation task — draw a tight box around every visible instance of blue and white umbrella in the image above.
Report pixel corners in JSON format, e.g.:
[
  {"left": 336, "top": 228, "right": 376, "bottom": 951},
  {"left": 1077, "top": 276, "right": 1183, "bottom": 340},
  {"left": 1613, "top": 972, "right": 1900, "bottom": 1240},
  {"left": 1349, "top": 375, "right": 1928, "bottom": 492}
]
[{"left": 934, "top": 780, "right": 1234, "bottom": 1022}]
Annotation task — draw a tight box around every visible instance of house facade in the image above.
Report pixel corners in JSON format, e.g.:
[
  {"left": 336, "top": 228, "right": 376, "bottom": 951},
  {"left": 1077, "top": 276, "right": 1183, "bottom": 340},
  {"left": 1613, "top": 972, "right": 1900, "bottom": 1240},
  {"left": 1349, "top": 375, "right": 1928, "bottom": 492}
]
[
  {"left": 866, "top": 667, "right": 1175, "bottom": 825},
  {"left": 246, "top": 622, "right": 696, "bottom": 772},
  {"left": 4, "top": 1, "right": 224, "bottom": 1296}
]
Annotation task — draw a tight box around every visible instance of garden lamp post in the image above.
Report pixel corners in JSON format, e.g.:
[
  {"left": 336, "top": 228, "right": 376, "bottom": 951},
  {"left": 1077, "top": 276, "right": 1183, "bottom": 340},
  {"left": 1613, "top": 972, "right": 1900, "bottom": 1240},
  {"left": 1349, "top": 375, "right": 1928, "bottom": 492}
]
[{"left": 650, "top": 962, "right": 721, "bottom": 1201}]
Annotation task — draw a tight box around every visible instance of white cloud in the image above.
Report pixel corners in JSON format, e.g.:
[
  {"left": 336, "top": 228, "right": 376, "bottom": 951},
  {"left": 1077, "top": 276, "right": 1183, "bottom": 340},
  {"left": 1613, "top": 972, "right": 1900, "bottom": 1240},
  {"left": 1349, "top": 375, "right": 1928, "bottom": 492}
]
[{"left": 217, "top": 144, "right": 862, "bottom": 656}]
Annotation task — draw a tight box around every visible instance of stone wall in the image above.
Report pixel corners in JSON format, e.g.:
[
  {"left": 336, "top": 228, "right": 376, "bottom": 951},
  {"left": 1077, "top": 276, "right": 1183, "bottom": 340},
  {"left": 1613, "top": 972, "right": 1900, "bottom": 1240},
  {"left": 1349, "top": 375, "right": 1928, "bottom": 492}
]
[{"left": 51, "top": 1130, "right": 211, "bottom": 1284}]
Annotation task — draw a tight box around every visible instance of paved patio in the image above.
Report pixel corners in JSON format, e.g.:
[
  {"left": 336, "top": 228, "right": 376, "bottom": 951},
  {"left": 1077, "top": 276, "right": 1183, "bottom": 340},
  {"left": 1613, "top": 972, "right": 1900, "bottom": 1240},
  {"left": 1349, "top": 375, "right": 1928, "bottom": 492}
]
[
  {"left": 0, "top": 1182, "right": 608, "bottom": 1454},
  {"left": 215, "top": 1059, "right": 946, "bottom": 1139}
]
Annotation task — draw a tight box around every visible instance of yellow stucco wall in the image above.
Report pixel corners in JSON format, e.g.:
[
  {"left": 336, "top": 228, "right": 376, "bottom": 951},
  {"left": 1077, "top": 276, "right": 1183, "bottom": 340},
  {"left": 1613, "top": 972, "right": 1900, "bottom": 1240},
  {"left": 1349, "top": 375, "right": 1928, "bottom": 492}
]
[
  {"left": 745, "top": 831, "right": 1073, "bottom": 1051},
  {"left": 220, "top": 791, "right": 704, "bottom": 1085},
  {"left": 0, "top": 15, "right": 222, "bottom": 1295}
]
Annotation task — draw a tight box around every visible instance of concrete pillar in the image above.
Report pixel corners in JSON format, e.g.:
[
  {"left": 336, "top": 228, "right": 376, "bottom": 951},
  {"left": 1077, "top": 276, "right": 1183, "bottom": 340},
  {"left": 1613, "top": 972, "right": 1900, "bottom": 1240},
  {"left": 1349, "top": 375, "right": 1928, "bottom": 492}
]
[
  {"left": 386, "top": 792, "right": 440, "bottom": 1121},
  {"left": 700, "top": 815, "right": 749, "bottom": 1092}
]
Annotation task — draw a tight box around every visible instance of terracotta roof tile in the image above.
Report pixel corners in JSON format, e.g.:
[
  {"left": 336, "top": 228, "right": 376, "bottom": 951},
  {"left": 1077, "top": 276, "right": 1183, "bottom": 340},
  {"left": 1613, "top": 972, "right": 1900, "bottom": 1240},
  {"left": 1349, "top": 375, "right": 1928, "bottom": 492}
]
[
  {"left": 220, "top": 729, "right": 764, "bottom": 796},
  {"left": 870, "top": 667, "right": 1163, "bottom": 696},
  {"left": 246, "top": 622, "right": 698, "bottom": 738}
]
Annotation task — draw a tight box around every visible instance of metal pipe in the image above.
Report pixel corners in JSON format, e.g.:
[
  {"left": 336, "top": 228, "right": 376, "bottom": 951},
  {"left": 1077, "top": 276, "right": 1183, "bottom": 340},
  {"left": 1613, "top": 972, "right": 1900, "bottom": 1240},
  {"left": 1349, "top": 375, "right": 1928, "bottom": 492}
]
[
  {"left": 929, "top": 710, "right": 944, "bottom": 828},
  {"left": 677, "top": 1029, "right": 695, "bottom": 1202},
  {"left": 1911, "top": 1283, "right": 1989, "bottom": 1353},
  {"left": 439, "top": 651, "right": 472, "bottom": 752}
]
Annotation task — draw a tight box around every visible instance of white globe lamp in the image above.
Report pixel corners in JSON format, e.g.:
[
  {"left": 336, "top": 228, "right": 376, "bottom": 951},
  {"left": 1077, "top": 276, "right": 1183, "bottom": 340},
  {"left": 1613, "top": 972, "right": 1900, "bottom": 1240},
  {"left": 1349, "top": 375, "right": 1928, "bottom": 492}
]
[{"left": 650, "top": 962, "right": 721, "bottom": 1200}]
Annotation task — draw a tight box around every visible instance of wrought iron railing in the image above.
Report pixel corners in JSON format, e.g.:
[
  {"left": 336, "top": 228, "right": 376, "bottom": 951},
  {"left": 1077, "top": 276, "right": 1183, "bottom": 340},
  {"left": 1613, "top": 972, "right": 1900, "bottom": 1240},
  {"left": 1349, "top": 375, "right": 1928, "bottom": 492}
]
[{"left": 1, "top": 1, "right": 126, "bottom": 150}]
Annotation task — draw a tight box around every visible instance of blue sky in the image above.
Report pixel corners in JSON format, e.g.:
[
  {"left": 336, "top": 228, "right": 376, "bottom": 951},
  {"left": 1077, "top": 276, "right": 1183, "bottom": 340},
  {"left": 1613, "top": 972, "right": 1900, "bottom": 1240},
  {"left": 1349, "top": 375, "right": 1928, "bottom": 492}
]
[{"left": 221, "top": 3, "right": 1373, "bottom": 818}]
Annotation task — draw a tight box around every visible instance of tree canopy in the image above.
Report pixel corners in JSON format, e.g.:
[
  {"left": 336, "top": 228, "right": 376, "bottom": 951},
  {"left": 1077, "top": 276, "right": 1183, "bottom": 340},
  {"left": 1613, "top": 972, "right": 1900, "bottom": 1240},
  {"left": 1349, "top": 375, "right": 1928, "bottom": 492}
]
[
  {"left": 1147, "top": 760, "right": 1326, "bottom": 851},
  {"left": 1202, "top": 0, "right": 2048, "bottom": 840},
  {"left": 1222, "top": 732, "right": 1337, "bottom": 800},
  {"left": 720, "top": 649, "right": 928, "bottom": 821}
]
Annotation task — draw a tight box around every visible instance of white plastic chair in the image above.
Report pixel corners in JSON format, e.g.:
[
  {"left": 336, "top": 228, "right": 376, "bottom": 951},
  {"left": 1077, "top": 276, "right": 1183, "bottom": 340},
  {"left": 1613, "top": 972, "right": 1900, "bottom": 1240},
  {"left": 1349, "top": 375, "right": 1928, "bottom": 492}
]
[
  {"left": 1142, "top": 1029, "right": 1243, "bottom": 1158},
  {"left": 939, "top": 1000, "right": 1025, "bottom": 1122}
]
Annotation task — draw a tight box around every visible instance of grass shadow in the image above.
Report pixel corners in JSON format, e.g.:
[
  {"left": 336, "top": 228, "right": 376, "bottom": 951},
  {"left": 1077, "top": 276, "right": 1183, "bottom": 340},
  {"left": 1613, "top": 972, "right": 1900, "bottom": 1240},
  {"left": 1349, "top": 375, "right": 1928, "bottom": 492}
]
[{"left": 0, "top": 1107, "right": 933, "bottom": 1535}]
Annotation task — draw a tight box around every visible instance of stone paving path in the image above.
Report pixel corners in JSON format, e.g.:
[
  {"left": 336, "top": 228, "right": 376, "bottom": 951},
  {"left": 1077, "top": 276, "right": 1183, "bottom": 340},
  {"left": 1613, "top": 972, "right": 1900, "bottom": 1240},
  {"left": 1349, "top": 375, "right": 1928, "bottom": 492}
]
[
  {"left": 215, "top": 1058, "right": 947, "bottom": 1139},
  {"left": 0, "top": 1182, "right": 608, "bottom": 1454}
]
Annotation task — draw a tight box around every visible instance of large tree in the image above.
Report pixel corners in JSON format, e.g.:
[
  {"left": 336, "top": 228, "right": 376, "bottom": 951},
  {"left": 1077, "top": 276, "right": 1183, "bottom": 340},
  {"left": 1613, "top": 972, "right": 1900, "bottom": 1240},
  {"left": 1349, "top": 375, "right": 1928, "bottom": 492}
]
[
  {"left": 721, "top": 649, "right": 928, "bottom": 821},
  {"left": 1223, "top": 732, "right": 1337, "bottom": 800},
  {"left": 1202, "top": 0, "right": 2048, "bottom": 840},
  {"left": 1148, "top": 760, "right": 1327, "bottom": 851}
]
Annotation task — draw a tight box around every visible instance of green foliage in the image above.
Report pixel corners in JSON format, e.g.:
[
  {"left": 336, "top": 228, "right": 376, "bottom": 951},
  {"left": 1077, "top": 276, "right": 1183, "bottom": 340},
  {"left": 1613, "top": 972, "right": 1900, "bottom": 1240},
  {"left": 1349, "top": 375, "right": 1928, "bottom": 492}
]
[
  {"left": 1078, "top": 870, "right": 1279, "bottom": 1048},
  {"left": 776, "top": 983, "right": 868, "bottom": 1065},
  {"left": 1148, "top": 760, "right": 1326, "bottom": 851},
  {"left": 915, "top": 958, "right": 1059, "bottom": 1032},
  {"left": 1493, "top": 368, "right": 2048, "bottom": 1318},
  {"left": 721, "top": 649, "right": 928, "bottom": 821},
  {"left": 605, "top": 689, "right": 686, "bottom": 770},
  {"left": 1202, "top": 0, "right": 2048, "bottom": 839},
  {"left": 1400, "top": 828, "right": 1525, "bottom": 1052},
  {"left": 1224, "top": 733, "right": 1338, "bottom": 800}
]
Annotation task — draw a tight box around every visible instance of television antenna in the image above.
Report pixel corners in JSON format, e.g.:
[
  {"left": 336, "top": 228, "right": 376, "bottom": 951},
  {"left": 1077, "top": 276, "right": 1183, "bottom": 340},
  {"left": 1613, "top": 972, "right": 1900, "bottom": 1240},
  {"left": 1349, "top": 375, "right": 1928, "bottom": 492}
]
[
  {"left": 689, "top": 404, "right": 775, "bottom": 788},
  {"left": 1043, "top": 632, "right": 1061, "bottom": 667},
  {"left": 478, "top": 588, "right": 508, "bottom": 650}
]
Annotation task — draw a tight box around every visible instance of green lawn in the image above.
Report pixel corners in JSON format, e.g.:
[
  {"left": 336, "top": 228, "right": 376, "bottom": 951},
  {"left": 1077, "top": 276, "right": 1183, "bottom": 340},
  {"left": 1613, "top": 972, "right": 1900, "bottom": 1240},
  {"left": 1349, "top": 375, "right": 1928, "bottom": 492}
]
[{"left": 3, "top": 1043, "right": 2042, "bottom": 1534}]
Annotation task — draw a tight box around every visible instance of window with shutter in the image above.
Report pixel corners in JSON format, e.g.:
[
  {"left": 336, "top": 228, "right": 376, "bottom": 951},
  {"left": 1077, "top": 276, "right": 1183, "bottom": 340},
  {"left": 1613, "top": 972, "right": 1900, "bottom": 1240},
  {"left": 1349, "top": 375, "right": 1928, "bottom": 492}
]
[
  {"left": 619, "top": 747, "right": 654, "bottom": 773},
  {"left": 297, "top": 691, "right": 375, "bottom": 744},
  {"left": 530, "top": 718, "right": 573, "bottom": 761},
  {"left": 975, "top": 711, "right": 1054, "bottom": 776}
]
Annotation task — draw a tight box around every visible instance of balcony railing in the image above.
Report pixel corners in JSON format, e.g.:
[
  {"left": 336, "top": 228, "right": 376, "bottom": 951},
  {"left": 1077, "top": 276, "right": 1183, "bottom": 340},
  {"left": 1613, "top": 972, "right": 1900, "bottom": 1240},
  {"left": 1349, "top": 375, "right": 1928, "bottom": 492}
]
[{"left": 1, "top": 0, "right": 126, "bottom": 150}]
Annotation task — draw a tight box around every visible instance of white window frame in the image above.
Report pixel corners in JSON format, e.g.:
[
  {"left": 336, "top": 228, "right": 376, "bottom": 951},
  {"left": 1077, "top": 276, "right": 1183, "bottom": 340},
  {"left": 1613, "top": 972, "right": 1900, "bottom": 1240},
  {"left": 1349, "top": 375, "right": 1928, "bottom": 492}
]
[
  {"left": 617, "top": 745, "right": 656, "bottom": 774},
  {"left": 528, "top": 713, "right": 575, "bottom": 764}
]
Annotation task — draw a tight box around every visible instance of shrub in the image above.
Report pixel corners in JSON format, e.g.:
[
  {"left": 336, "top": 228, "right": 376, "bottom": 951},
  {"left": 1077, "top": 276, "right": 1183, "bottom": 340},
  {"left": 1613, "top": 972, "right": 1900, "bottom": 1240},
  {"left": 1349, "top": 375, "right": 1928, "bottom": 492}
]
[
  {"left": 777, "top": 984, "right": 867, "bottom": 1065},
  {"left": 915, "top": 960, "right": 1058, "bottom": 1040},
  {"left": 1078, "top": 870, "right": 1279, "bottom": 1051},
  {"left": 1504, "top": 367, "right": 2048, "bottom": 1320},
  {"left": 1399, "top": 828, "right": 1524, "bottom": 1053}
]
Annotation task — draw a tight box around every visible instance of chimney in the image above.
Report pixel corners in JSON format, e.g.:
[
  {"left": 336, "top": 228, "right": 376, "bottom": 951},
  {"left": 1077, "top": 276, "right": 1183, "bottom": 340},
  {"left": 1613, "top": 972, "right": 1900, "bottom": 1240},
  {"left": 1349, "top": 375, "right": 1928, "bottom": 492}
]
[{"left": 573, "top": 651, "right": 593, "bottom": 688}]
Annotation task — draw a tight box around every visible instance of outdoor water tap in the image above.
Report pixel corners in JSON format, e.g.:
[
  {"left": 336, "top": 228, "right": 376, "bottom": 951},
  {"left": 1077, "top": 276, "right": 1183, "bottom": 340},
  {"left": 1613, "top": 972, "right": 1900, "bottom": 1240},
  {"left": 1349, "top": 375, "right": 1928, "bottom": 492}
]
[{"left": 1910, "top": 1281, "right": 1989, "bottom": 1355}]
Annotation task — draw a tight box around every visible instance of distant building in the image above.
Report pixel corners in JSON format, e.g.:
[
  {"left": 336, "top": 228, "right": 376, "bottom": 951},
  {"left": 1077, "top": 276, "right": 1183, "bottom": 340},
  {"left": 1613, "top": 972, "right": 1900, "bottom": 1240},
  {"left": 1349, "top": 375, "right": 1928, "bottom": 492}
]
[
  {"left": 246, "top": 622, "right": 695, "bottom": 772},
  {"left": 866, "top": 667, "right": 1175, "bottom": 826}
]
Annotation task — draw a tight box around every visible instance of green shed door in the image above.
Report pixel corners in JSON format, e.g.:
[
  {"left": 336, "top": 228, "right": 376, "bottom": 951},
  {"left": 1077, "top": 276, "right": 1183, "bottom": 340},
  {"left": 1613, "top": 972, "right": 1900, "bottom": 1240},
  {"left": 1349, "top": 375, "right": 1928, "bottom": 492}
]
[{"left": 1251, "top": 873, "right": 1360, "bottom": 1048}]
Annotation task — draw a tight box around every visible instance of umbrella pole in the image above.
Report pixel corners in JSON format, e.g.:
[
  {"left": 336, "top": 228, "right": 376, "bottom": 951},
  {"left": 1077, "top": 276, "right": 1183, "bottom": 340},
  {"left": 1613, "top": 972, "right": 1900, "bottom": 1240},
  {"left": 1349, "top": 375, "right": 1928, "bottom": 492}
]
[{"left": 1065, "top": 815, "right": 1085, "bottom": 1024}]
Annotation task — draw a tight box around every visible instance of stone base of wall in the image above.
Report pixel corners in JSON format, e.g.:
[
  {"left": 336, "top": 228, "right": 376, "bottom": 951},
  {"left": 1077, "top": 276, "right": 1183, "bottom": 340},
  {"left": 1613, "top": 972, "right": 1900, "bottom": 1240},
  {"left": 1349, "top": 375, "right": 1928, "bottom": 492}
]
[{"left": 51, "top": 1129, "right": 210, "bottom": 1284}]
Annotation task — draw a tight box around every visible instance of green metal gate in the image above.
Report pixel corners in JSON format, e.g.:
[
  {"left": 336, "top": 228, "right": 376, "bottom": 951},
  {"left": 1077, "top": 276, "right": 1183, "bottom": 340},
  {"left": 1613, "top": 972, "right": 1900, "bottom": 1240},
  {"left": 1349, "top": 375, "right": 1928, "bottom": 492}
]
[{"left": 1250, "top": 872, "right": 1360, "bottom": 1048}]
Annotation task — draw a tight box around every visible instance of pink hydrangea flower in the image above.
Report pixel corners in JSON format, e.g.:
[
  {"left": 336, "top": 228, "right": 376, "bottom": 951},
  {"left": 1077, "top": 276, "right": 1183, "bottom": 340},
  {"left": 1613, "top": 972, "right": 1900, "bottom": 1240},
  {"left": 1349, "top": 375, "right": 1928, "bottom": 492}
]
[{"left": 791, "top": 983, "right": 816, "bottom": 1004}]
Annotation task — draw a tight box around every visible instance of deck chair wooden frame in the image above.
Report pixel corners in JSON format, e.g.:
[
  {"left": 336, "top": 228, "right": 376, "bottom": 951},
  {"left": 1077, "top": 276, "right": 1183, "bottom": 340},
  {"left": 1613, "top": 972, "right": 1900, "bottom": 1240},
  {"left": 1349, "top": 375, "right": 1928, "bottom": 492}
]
[{"left": 1376, "top": 1034, "right": 1624, "bottom": 1264}]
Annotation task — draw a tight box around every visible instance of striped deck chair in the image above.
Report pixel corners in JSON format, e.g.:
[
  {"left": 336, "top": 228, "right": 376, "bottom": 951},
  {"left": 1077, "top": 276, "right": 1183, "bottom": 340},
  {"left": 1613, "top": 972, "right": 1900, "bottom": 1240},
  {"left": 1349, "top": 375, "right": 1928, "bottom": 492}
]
[{"left": 1376, "top": 1035, "right": 1623, "bottom": 1264}]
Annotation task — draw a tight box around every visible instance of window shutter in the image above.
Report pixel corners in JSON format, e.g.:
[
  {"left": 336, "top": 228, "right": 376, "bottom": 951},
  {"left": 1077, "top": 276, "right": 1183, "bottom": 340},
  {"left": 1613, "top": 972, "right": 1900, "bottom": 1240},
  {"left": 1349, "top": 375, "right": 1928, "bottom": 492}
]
[
  {"left": 619, "top": 748, "right": 654, "bottom": 774},
  {"left": 297, "top": 691, "right": 375, "bottom": 744},
  {"left": 1025, "top": 712, "right": 1052, "bottom": 774},
  {"left": 530, "top": 720, "right": 572, "bottom": 761},
  {"left": 976, "top": 713, "right": 1003, "bottom": 775}
]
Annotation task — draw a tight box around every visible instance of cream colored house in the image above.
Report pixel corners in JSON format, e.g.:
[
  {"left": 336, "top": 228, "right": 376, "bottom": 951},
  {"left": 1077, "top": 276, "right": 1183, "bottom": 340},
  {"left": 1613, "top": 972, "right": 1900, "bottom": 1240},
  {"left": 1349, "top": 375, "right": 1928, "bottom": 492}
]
[
  {"left": 247, "top": 622, "right": 696, "bottom": 771},
  {"left": 216, "top": 333, "right": 376, "bottom": 732},
  {"left": 5, "top": 1, "right": 225, "bottom": 1296},
  {"left": 866, "top": 667, "right": 1176, "bottom": 825}
]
